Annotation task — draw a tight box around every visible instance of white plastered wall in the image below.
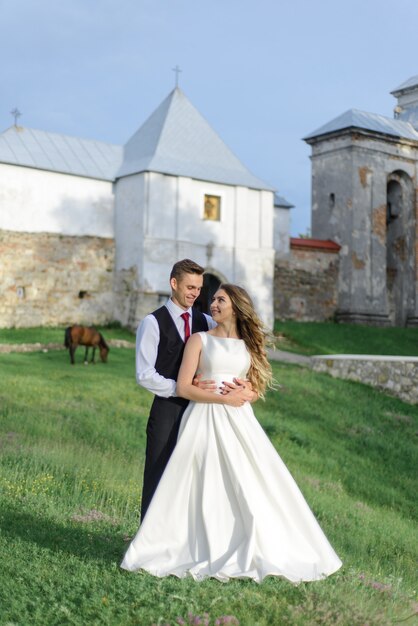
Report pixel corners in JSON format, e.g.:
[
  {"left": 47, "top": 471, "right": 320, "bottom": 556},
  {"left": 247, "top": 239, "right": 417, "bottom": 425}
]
[
  {"left": 0, "top": 163, "right": 114, "bottom": 237},
  {"left": 115, "top": 172, "right": 275, "bottom": 327}
]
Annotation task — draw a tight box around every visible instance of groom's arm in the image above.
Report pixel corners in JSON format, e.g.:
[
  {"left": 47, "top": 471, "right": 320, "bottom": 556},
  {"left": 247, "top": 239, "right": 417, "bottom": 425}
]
[{"left": 135, "top": 316, "right": 177, "bottom": 397}]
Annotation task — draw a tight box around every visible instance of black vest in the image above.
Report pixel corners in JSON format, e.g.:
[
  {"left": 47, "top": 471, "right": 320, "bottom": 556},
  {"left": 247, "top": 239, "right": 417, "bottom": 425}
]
[{"left": 152, "top": 306, "right": 209, "bottom": 381}]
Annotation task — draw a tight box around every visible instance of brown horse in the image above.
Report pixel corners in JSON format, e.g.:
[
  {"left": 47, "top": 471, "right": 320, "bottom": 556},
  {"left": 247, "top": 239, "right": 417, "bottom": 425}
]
[{"left": 64, "top": 325, "right": 109, "bottom": 365}]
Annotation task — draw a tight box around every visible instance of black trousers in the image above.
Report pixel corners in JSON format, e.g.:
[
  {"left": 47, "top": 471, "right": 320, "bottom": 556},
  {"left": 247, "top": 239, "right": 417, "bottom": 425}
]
[{"left": 140, "top": 395, "right": 189, "bottom": 521}]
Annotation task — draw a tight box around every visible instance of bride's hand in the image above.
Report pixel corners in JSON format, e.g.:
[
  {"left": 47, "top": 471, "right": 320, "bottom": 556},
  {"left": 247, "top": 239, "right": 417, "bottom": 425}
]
[
  {"left": 221, "top": 379, "right": 256, "bottom": 403},
  {"left": 222, "top": 387, "right": 246, "bottom": 407}
]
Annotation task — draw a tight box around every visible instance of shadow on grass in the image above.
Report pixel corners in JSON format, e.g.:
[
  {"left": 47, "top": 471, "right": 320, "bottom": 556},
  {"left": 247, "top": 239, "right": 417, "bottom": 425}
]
[{"left": 0, "top": 504, "right": 126, "bottom": 564}]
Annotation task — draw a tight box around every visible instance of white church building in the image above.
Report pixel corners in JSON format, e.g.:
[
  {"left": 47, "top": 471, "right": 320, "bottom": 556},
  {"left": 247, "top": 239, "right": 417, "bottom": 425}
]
[{"left": 0, "top": 88, "right": 281, "bottom": 329}]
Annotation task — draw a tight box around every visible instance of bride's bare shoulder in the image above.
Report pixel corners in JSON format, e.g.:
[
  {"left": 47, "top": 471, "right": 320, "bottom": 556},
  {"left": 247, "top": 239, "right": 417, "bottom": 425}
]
[{"left": 188, "top": 332, "right": 204, "bottom": 343}]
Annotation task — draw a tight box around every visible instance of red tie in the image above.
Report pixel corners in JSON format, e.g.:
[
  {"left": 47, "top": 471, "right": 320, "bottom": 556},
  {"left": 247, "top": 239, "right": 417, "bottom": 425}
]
[{"left": 181, "top": 312, "right": 191, "bottom": 343}]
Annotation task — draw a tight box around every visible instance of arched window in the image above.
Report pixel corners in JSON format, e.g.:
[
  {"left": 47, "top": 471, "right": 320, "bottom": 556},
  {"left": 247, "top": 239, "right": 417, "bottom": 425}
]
[{"left": 386, "top": 180, "right": 402, "bottom": 224}]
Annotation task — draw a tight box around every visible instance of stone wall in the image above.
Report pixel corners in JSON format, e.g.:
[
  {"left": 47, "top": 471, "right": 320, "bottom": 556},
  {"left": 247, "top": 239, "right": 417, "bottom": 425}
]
[
  {"left": 274, "top": 238, "right": 340, "bottom": 322},
  {"left": 0, "top": 229, "right": 116, "bottom": 328},
  {"left": 312, "top": 354, "right": 418, "bottom": 404}
]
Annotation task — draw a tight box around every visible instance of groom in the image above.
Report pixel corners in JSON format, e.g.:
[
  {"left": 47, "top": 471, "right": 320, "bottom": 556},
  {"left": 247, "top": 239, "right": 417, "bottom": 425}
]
[{"left": 136, "top": 259, "right": 216, "bottom": 520}]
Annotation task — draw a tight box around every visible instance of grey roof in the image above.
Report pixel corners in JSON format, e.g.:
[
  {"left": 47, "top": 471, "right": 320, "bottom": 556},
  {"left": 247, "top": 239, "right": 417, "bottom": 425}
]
[
  {"left": 274, "top": 193, "right": 294, "bottom": 209},
  {"left": 0, "top": 126, "right": 123, "bottom": 181},
  {"left": 117, "top": 87, "right": 274, "bottom": 191},
  {"left": 391, "top": 75, "right": 418, "bottom": 95},
  {"left": 304, "top": 108, "right": 418, "bottom": 142},
  {"left": 0, "top": 90, "right": 274, "bottom": 190}
]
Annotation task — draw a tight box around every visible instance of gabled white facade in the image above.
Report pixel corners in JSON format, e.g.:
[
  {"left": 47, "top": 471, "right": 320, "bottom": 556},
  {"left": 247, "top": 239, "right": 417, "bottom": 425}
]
[
  {"left": 114, "top": 172, "right": 275, "bottom": 328},
  {"left": 113, "top": 87, "right": 276, "bottom": 328}
]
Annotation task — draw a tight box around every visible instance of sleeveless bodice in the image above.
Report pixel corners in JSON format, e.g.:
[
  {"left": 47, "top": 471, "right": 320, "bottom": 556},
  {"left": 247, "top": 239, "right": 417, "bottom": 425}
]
[{"left": 197, "top": 332, "right": 251, "bottom": 391}]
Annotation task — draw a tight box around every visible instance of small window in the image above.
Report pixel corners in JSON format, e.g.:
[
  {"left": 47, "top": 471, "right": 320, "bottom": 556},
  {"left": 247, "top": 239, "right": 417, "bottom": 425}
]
[
  {"left": 203, "top": 195, "right": 221, "bottom": 221},
  {"left": 329, "top": 193, "right": 335, "bottom": 209}
]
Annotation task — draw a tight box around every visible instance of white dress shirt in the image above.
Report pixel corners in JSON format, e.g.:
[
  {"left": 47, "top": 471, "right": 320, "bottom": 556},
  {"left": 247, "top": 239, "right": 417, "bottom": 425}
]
[{"left": 136, "top": 299, "right": 215, "bottom": 398}]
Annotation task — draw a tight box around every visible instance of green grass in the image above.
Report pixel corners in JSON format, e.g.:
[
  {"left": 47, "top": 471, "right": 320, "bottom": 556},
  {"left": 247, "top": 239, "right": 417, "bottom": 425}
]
[
  {"left": 0, "top": 323, "right": 135, "bottom": 345},
  {"left": 274, "top": 320, "right": 418, "bottom": 357},
  {"left": 0, "top": 335, "right": 417, "bottom": 625}
]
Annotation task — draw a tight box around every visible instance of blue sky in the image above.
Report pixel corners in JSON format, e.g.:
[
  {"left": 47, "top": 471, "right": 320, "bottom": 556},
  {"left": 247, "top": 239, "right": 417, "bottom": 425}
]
[{"left": 1, "top": 0, "right": 417, "bottom": 236}]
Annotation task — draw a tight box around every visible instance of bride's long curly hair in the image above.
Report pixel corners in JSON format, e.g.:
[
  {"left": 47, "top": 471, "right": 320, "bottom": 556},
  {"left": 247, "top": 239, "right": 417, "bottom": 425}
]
[{"left": 218, "top": 284, "right": 274, "bottom": 399}]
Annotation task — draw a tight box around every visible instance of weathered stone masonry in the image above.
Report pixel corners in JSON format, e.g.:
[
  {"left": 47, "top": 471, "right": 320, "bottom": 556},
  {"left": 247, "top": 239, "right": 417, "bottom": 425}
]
[
  {"left": 0, "top": 230, "right": 115, "bottom": 327},
  {"left": 312, "top": 354, "right": 418, "bottom": 405},
  {"left": 274, "top": 238, "right": 340, "bottom": 322}
]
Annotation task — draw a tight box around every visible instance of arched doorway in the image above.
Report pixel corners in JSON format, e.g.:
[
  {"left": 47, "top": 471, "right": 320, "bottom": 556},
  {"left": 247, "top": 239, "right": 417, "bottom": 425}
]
[
  {"left": 194, "top": 272, "right": 222, "bottom": 314},
  {"left": 386, "top": 170, "right": 415, "bottom": 326}
]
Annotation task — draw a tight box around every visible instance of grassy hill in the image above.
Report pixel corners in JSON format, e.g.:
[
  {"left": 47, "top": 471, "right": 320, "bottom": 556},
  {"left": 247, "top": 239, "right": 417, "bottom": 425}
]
[
  {"left": 0, "top": 329, "right": 417, "bottom": 625},
  {"left": 274, "top": 320, "right": 418, "bottom": 356}
]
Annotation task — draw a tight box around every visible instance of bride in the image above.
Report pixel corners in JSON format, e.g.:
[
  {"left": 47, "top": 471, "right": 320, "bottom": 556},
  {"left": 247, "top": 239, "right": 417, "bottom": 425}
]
[{"left": 121, "top": 284, "right": 342, "bottom": 583}]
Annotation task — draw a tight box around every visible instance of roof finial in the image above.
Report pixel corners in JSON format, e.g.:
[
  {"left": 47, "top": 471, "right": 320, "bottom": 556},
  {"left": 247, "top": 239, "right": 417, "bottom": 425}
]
[
  {"left": 10, "top": 107, "right": 22, "bottom": 127},
  {"left": 172, "top": 65, "right": 182, "bottom": 88}
]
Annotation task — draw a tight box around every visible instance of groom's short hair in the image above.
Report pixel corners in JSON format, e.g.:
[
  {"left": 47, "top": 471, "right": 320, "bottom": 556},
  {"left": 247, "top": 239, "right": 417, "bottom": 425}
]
[{"left": 170, "top": 259, "right": 205, "bottom": 281}]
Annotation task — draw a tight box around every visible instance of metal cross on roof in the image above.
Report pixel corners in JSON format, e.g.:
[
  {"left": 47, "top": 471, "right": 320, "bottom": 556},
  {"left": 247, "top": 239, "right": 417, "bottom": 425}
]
[
  {"left": 10, "top": 107, "right": 22, "bottom": 126},
  {"left": 172, "top": 65, "right": 182, "bottom": 88}
]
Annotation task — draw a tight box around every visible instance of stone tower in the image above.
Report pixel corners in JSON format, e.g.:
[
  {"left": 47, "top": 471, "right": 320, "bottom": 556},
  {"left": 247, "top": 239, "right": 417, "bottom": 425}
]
[{"left": 304, "top": 76, "right": 418, "bottom": 326}]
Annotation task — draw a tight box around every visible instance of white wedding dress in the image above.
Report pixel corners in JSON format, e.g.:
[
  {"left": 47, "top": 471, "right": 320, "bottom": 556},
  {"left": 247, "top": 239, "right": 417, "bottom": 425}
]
[{"left": 121, "top": 333, "right": 342, "bottom": 582}]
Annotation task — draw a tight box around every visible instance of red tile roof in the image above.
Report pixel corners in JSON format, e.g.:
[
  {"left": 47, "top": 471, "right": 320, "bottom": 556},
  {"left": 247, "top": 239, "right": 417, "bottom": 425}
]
[{"left": 290, "top": 238, "right": 341, "bottom": 252}]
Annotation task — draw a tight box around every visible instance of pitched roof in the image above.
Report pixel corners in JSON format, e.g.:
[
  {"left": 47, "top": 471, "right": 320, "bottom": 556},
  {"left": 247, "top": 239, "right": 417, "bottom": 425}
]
[
  {"left": 0, "top": 126, "right": 122, "bottom": 181},
  {"left": 274, "top": 193, "right": 294, "bottom": 209},
  {"left": 304, "top": 108, "right": 418, "bottom": 142},
  {"left": 0, "top": 90, "right": 274, "bottom": 190},
  {"left": 391, "top": 75, "right": 418, "bottom": 95},
  {"left": 117, "top": 88, "right": 274, "bottom": 190},
  {"left": 290, "top": 238, "right": 341, "bottom": 252}
]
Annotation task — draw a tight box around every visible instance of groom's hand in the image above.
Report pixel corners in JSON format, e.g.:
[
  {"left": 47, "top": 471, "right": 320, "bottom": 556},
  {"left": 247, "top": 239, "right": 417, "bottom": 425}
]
[{"left": 192, "top": 374, "right": 217, "bottom": 392}]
